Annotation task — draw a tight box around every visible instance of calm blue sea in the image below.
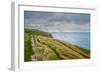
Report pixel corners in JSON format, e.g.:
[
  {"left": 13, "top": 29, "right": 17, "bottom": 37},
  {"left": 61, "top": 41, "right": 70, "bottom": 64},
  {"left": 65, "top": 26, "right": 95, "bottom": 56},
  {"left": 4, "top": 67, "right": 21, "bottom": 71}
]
[{"left": 51, "top": 32, "right": 90, "bottom": 50}]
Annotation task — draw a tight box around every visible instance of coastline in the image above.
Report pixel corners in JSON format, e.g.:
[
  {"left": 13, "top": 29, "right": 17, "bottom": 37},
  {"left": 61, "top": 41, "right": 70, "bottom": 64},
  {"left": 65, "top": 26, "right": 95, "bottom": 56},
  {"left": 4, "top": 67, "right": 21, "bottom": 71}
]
[{"left": 24, "top": 29, "right": 90, "bottom": 62}]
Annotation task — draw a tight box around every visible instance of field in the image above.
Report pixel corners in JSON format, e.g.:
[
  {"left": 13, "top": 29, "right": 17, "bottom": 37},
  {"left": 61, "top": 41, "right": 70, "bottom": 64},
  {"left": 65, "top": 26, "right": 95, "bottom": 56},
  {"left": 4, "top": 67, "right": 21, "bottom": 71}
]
[{"left": 24, "top": 29, "right": 90, "bottom": 62}]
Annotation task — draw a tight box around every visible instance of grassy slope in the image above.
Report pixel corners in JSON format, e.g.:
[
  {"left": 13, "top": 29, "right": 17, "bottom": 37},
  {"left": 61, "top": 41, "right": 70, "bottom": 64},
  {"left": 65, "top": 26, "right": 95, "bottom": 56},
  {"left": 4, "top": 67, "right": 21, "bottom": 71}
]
[
  {"left": 34, "top": 36, "right": 90, "bottom": 60},
  {"left": 25, "top": 29, "right": 53, "bottom": 38},
  {"left": 24, "top": 29, "right": 90, "bottom": 61},
  {"left": 24, "top": 33, "right": 33, "bottom": 61},
  {"left": 24, "top": 29, "right": 54, "bottom": 61}
]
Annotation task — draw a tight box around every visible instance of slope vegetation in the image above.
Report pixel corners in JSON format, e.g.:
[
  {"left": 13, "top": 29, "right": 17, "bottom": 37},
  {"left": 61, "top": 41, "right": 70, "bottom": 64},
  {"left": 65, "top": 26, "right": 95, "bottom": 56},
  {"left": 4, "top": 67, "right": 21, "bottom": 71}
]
[{"left": 24, "top": 29, "right": 90, "bottom": 61}]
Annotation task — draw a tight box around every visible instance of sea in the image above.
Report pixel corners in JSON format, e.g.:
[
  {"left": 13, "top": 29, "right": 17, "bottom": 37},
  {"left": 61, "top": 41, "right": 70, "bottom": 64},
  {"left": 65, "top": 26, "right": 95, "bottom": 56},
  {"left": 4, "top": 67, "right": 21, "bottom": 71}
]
[{"left": 51, "top": 32, "right": 90, "bottom": 50}]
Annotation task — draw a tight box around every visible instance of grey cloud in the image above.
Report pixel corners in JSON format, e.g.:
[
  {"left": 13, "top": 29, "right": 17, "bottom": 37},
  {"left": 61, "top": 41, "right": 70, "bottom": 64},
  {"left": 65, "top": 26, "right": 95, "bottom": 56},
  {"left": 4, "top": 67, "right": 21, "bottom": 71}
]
[{"left": 24, "top": 11, "right": 90, "bottom": 32}]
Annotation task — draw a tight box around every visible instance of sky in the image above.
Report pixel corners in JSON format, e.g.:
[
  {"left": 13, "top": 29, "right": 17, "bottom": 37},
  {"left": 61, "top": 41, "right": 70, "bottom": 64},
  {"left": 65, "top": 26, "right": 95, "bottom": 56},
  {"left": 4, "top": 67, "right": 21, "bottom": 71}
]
[{"left": 24, "top": 11, "right": 90, "bottom": 32}]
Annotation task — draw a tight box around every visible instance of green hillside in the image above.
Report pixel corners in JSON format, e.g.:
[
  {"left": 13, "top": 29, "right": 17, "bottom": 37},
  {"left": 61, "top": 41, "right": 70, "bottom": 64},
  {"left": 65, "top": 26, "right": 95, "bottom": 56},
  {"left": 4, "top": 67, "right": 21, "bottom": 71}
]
[
  {"left": 24, "top": 29, "right": 90, "bottom": 62},
  {"left": 25, "top": 29, "right": 53, "bottom": 38}
]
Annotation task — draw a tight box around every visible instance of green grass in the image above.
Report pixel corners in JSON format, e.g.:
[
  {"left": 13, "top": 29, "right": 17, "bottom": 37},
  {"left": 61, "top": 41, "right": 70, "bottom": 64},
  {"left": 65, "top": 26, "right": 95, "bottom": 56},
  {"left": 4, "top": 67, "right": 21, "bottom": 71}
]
[
  {"left": 32, "top": 36, "right": 60, "bottom": 60},
  {"left": 24, "top": 33, "right": 33, "bottom": 61},
  {"left": 24, "top": 29, "right": 90, "bottom": 61},
  {"left": 25, "top": 29, "right": 53, "bottom": 38},
  {"left": 37, "top": 35, "right": 89, "bottom": 59}
]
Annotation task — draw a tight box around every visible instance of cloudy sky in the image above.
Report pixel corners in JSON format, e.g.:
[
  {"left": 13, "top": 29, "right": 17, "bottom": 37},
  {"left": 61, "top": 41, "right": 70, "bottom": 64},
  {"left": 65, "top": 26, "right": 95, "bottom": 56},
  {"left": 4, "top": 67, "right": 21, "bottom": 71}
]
[{"left": 24, "top": 11, "right": 90, "bottom": 32}]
